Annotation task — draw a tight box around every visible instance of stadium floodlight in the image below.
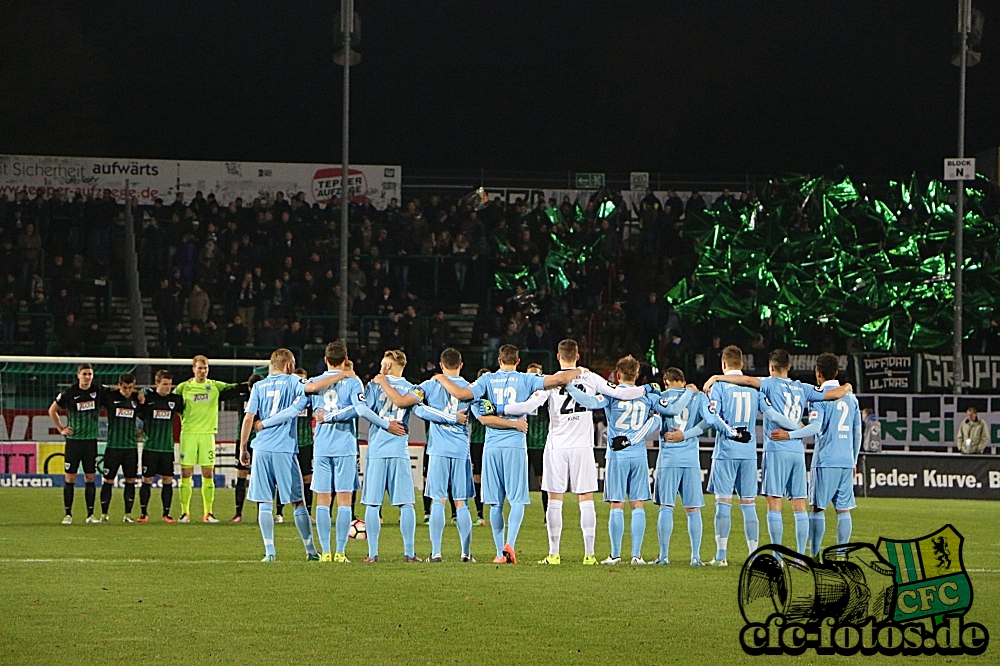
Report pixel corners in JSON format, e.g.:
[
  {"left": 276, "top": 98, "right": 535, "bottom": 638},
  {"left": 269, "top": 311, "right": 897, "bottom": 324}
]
[{"left": 336, "top": 0, "right": 360, "bottom": 342}]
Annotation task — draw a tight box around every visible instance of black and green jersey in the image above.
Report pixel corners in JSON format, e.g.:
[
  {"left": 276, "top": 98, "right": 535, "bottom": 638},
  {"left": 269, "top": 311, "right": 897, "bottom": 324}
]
[
  {"left": 297, "top": 404, "right": 313, "bottom": 448},
  {"left": 233, "top": 386, "right": 256, "bottom": 446},
  {"left": 469, "top": 414, "right": 485, "bottom": 445},
  {"left": 140, "top": 390, "right": 184, "bottom": 453},
  {"left": 55, "top": 384, "right": 108, "bottom": 441},
  {"left": 527, "top": 406, "right": 549, "bottom": 451},
  {"left": 101, "top": 390, "right": 141, "bottom": 450}
]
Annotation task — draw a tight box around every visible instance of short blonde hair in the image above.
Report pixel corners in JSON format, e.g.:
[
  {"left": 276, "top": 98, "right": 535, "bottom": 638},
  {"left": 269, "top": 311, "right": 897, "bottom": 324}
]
[
  {"left": 616, "top": 355, "right": 640, "bottom": 382},
  {"left": 384, "top": 349, "right": 407, "bottom": 368},
  {"left": 192, "top": 355, "right": 209, "bottom": 367},
  {"left": 270, "top": 348, "right": 295, "bottom": 371},
  {"left": 721, "top": 345, "right": 744, "bottom": 369}
]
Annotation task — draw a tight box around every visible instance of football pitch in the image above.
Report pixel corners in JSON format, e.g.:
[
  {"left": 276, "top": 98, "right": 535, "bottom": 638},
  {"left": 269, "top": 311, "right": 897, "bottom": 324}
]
[{"left": 0, "top": 490, "right": 997, "bottom": 665}]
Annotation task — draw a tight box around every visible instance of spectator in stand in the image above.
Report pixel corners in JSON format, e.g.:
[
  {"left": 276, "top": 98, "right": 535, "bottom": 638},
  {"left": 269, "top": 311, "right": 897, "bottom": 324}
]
[
  {"left": 524, "top": 321, "right": 552, "bottom": 352},
  {"left": 16, "top": 222, "right": 43, "bottom": 287},
  {"left": 235, "top": 271, "right": 258, "bottom": 340},
  {"left": 635, "top": 291, "right": 665, "bottom": 356},
  {"left": 283, "top": 320, "right": 308, "bottom": 350},
  {"left": 685, "top": 191, "right": 706, "bottom": 217},
  {"left": 2, "top": 292, "right": 18, "bottom": 344},
  {"left": 28, "top": 291, "right": 48, "bottom": 350},
  {"left": 257, "top": 317, "right": 280, "bottom": 348},
  {"left": 186, "top": 283, "right": 211, "bottom": 325},
  {"left": 347, "top": 260, "right": 367, "bottom": 301},
  {"left": 452, "top": 232, "right": 470, "bottom": 292},
  {"left": 203, "top": 319, "right": 224, "bottom": 348},
  {"left": 957, "top": 407, "right": 990, "bottom": 454},
  {"left": 226, "top": 315, "right": 249, "bottom": 346},
  {"left": 84, "top": 321, "right": 105, "bottom": 350},
  {"left": 353, "top": 288, "right": 375, "bottom": 318},
  {"left": 60, "top": 313, "right": 84, "bottom": 354},
  {"left": 429, "top": 310, "right": 450, "bottom": 355},
  {"left": 704, "top": 334, "right": 723, "bottom": 378}
]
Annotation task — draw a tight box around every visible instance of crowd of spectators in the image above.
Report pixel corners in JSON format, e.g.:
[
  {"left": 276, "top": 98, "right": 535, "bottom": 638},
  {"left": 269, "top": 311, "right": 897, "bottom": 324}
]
[{"left": 0, "top": 183, "right": 791, "bottom": 381}]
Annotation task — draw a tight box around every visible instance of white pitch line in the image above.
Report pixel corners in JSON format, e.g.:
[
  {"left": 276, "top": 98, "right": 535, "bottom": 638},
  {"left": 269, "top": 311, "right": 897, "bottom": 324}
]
[{"left": 0, "top": 558, "right": 259, "bottom": 564}]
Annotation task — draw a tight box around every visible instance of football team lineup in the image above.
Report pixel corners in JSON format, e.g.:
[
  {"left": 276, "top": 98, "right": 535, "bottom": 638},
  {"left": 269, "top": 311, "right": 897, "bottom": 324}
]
[{"left": 49, "top": 340, "right": 864, "bottom": 567}]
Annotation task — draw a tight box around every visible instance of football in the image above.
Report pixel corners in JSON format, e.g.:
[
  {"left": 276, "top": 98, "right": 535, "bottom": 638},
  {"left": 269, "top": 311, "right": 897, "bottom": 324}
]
[{"left": 349, "top": 518, "right": 367, "bottom": 540}]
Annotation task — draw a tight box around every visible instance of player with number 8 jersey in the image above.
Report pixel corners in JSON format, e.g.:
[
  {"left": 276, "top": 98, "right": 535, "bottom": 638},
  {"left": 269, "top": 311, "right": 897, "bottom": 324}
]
[{"left": 356, "top": 350, "right": 423, "bottom": 563}]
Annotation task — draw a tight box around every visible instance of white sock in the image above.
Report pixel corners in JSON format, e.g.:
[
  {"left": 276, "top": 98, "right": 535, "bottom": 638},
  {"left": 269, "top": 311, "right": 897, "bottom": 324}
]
[
  {"left": 747, "top": 539, "right": 758, "bottom": 553},
  {"left": 546, "top": 499, "right": 563, "bottom": 555},
  {"left": 579, "top": 500, "right": 597, "bottom": 556},
  {"left": 716, "top": 536, "right": 729, "bottom": 551}
]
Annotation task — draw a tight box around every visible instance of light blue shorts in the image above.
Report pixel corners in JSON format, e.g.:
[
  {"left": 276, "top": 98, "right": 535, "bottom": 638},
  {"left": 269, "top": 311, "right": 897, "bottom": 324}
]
[
  {"left": 425, "top": 455, "right": 475, "bottom": 501},
  {"left": 707, "top": 458, "right": 758, "bottom": 500},
  {"left": 653, "top": 466, "right": 704, "bottom": 508},
  {"left": 809, "top": 467, "right": 856, "bottom": 511},
  {"left": 248, "top": 450, "right": 304, "bottom": 505},
  {"left": 311, "top": 455, "right": 360, "bottom": 494},
  {"left": 761, "top": 451, "right": 807, "bottom": 499},
  {"left": 481, "top": 447, "right": 530, "bottom": 505},
  {"left": 362, "top": 457, "right": 415, "bottom": 506},
  {"left": 603, "top": 455, "right": 651, "bottom": 503}
]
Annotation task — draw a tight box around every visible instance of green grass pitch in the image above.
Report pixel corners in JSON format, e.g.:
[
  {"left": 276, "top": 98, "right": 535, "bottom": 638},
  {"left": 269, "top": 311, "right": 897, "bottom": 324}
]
[{"left": 0, "top": 489, "right": 997, "bottom": 665}]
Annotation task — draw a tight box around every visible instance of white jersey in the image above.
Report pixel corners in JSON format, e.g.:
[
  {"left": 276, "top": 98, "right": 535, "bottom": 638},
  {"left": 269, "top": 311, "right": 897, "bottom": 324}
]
[{"left": 508, "top": 370, "right": 646, "bottom": 450}]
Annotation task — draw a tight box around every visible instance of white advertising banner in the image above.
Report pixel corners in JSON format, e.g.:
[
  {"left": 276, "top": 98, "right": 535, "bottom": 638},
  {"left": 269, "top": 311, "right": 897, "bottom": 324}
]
[{"left": 0, "top": 155, "right": 401, "bottom": 210}]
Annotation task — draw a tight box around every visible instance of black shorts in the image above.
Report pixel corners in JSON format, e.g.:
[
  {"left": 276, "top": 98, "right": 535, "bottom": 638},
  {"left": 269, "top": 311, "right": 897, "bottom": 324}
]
[
  {"left": 64, "top": 439, "right": 98, "bottom": 475},
  {"left": 103, "top": 448, "right": 139, "bottom": 480},
  {"left": 141, "top": 451, "right": 175, "bottom": 479},
  {"left": 298, "top": 445, "right": 313, "bottom": 477},
  {"left": 422, "top": 450, "right": 430, "bottom": 477},
  {"left": 470, "top": 442, "right": 484, "bottom": 476},
  {"left": 527, "top": 448, "right": 545, "bottom": 479},
  {"left": 235, "top": 441, "right": 253, "bottom": 471}
]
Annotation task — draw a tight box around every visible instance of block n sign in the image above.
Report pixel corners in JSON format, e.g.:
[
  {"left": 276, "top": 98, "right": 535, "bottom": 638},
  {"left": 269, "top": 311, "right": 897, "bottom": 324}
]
[{"left": 944, "top": 157, "right": 976, "bottom": 181}]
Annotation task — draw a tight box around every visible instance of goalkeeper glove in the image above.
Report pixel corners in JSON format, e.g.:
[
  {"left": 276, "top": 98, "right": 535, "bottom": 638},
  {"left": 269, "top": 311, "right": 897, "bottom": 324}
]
[
  {"left": 732, "top": 427, "right": 752, "bottom": 444},
  {"left": 611, "top": 435, "right": 629, "bottom": 451}
]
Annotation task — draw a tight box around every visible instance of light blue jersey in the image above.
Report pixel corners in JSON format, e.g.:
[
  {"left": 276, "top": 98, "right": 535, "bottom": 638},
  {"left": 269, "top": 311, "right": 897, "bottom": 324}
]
[
  {"left": 246, "top": 373, "right": 307, "bottom": 453},
  {"left": 758, "top": 377, "right": 812, "bottom": 453},
  {"left": 656, "top": 389, "right": 708, "bottom": 469},
  {"left": 363, "top": 376, "right": 417, "bottom": 459},
  {"left": 415, "top": 377, "right": 471, "bottom": 460},
  {"left": 603, "top": 390, "right": 660, "bottom": 461},
  {"left": 470, "top": 370, "right": 545, "bottom": 449},
  {"left": 309, "top": 370, "right": 365, "bottom": 458},
  {"left": 810, "top": 380, "right": 862, "bottom": 468},
  {"left": 708, "top": 376, "right": 762, "bottom": 460}
]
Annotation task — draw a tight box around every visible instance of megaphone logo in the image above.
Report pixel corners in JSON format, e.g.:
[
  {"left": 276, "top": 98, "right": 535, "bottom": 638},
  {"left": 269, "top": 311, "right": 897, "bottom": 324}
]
[{"left": 737, "top": 525, "right": 988, "bottom": 656}]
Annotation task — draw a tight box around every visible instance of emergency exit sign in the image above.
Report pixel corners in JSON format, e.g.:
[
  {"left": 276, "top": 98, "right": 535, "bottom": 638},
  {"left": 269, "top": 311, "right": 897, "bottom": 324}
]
[{"left": 944, "top": 158, "right": 976, "bottom": 181}]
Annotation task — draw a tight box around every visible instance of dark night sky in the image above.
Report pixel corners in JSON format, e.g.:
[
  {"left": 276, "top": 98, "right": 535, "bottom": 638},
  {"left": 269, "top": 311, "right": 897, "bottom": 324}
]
[{"left": 3, "top": 0, "right": 1000, "bottom": 180}]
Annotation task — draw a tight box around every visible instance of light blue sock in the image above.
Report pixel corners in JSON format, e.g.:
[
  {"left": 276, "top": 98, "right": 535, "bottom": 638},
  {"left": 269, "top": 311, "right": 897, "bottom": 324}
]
[
  {"left": 399, "top": 504, "right": 416, "bottom": 558},
  {"left": 316, "top": 505, "right": 332, "bottom": 553},
  {"left": 740, "top": 502, "right": 759, "bottom": 547},
  {"left": 687, "top": 509, "right": 703, "bottom": 562},
  {"left": 506, "top": 503, "right": 525, "bottom": 548},
  {"left": 714, "top": 502, "right": 731, "bottom": 561},
  {"left": 456, "top": 506, "right": 472, "bottom": 556},
  {"left": 489, "top": 504, "right": 505, "bottom": 556},
  {"left": 335, "top": 505, "right": 352, "bottom": 554},
  {"left": 366, "top": 505, "right": 381, "bottom": 558},
  {"left": 609, "top": 508, "right": 625, "bottom": 559},
  {"left": 258, "top": 503, "right": 276, "bottom": 557},
  {"left": 630, "top": 507, "right": 646, "bottom": 560},
  {"left": 809, "top": 512, "right": 825, "bottom": 557},
  {"left": 836, "top": 512, "right": 852, "bottom": 544},
  {"left": 293, "top": 505, "right": 318, "bottom": 556},
  {"left": 794, "top": 511, "right": 810, "bottom": 555},
  {"left": 657, "top": 505, "right": 674, "bottom": 562},
  {"left": 766, "top": 509, "right": 783, "bottom": 546},
  {"left": 429, "top": 501, "right": 445, "bottom": 556}
]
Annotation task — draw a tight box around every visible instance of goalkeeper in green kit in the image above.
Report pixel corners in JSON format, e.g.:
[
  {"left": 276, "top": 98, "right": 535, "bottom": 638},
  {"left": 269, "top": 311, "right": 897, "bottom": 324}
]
[{"left": 175, "top": 355, "right": 246, "bottom": 523}]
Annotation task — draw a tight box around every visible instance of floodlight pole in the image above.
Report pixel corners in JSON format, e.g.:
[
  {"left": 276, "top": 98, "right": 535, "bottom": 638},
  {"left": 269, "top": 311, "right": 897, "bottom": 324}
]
[
  {"left": 337, "top": 0, "right": 353, "bottom": 343},
  {"left": 952, "top": 0, "right": 970, "bottom": 396},
  {"left": 122, "top": 180, "right": 150, "bottom": 384}
]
